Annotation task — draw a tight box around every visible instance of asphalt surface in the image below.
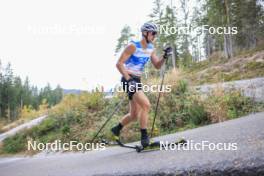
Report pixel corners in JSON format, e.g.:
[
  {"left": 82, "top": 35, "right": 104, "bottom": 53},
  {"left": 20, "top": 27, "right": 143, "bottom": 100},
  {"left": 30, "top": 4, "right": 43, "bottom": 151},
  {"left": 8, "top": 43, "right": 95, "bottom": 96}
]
[
  {"left": 0, "top": 112, "right": 263, "bottom": 176},
  {"left": 0, "top": 115, "right": 47, "bottom": 142},
  {"left": 195, "top": 77, "right": 264, "bottom": 102}
]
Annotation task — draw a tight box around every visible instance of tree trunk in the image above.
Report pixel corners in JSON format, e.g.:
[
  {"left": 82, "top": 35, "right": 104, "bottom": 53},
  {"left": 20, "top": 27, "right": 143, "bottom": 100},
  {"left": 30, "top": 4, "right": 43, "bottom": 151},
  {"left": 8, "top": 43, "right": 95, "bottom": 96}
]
[
  {"left": 206, "top": 34, "right": 213, "bottom": 58},
  {"left": 172, "top": 45, "right": 176, "bottom": 70},
  {"left": 223, "top": 0, "right": 233, "bottom": 59},
  {"left": 7, "top": 104, "right": 10, "bottom": 122},
  {"left": 224, "top": 33, "right": 233, "bottom": 59}
]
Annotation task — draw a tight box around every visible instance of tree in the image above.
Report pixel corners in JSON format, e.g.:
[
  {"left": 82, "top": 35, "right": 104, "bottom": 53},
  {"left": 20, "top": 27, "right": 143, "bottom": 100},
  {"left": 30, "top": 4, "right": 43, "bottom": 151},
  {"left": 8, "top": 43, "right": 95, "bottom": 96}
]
[
  {"left": 148, "top": 0, "right": 166, "bottom": 77},
  {"left": 2, "top": 63, "right": 14, "bottom": 121},
  {"left": 52, "top": 85, "right": 63, "bottom": 106},
  {"left": 178, "top": 0, "right": 192, "bottom": 67},
  {"left": 115, "top": 25, "right": 134, "bottom": 54},
  {"left": 163, "top": 5, "right": 178, "bottom": 69},
  {"left": 201, "top": 0, "right": 264, "bottom": 58},
  {"left": 148, "top": 0, "right": 180, "bottom": 78},
  {"left": 22, "top": 76, "right": 31, "bottom": 107},
  {"left": 0, "top": 61, "right": 63, "bottom": 121},
  {"left": 202, "top": 0, "right": 224, "bottom": 57},
  {"left": 190, "top": 5, "right": 203, "bottom": 62},
  {"left": 231, "top": 0, "right": 264, "bottom": 50},
  {"left": 13, "top": 77, "right": 23, "bottom": 119}
]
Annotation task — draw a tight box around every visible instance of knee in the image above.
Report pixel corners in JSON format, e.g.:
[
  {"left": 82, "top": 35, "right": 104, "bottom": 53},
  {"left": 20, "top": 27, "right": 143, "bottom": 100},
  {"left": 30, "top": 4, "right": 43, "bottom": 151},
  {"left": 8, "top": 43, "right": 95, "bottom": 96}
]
[
  {"left": 129, "top": 112, "right": 138, "bottom": 121},
  {"left": 142, "top": 102, "right": 151, "bottom": 112}
]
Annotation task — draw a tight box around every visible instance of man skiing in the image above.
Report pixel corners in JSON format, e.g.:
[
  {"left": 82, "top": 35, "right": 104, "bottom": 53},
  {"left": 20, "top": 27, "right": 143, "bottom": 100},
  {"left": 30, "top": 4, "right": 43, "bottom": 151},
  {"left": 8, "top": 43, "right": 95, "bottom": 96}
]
[{"left": 111, "top": 22, "right": 172, "bottom": 147}]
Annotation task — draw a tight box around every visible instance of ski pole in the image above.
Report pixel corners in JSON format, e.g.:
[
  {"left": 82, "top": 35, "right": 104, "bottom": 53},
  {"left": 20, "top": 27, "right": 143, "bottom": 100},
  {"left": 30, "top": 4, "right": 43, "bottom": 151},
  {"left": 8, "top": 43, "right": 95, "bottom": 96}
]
[
  {"left": 91, "top": 97, "right": 125, "bottom": 144},
  {"left": 150, "top": 48, "right": 171, "bottom": 138}
]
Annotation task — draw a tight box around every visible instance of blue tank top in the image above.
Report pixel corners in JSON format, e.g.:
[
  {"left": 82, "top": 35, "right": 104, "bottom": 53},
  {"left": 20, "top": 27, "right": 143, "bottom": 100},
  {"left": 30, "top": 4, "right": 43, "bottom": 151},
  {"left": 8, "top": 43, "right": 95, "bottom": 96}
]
[{"left": 124, "top": 40, "right": 154, "bottom": 76}]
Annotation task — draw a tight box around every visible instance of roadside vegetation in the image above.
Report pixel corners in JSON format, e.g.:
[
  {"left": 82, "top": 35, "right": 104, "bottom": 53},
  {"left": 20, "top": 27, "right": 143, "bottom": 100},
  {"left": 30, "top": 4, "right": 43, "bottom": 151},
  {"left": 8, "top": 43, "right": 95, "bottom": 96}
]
[
  {"left": 1, "top": 58, "right": 263, "bottom": 154},
  {"left": 185, "top": 49, "right": 264, "bottom": 86}
]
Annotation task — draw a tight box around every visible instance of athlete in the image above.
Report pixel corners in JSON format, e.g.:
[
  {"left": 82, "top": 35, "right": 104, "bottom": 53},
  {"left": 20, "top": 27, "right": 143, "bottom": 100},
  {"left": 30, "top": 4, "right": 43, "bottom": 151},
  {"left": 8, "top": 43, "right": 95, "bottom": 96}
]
[{"left": 111, "top": 22, "right": 172, "bottom": 147}]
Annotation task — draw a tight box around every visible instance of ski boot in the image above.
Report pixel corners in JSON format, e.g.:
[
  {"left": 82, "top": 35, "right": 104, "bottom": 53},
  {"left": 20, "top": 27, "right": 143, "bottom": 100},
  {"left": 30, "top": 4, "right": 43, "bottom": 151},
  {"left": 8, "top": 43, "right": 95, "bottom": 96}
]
[
  {"left": 141, "top": 134, "right": 150, "bottom": 148},
  {"left": 111, "top": 123, "right": 122, "bottom": 141}
]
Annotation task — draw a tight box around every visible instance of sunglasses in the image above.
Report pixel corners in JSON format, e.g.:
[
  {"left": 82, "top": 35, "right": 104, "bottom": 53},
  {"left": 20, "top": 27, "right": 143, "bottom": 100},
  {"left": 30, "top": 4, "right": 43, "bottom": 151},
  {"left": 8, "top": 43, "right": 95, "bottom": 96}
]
[{"left": 151, "top": 31, "right": 157, "bottom": 36}]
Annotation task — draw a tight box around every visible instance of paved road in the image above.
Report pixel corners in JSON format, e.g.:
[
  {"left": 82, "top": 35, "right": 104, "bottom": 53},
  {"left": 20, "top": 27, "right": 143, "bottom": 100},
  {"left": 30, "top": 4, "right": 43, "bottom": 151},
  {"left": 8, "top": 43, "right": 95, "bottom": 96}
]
[
  {"left": 0, "top": 112, "right": 263, "bottom": 176},
  {"left": 195, "top": 77, "right": 264, "bottom": 102},
  {"left": 0, "top": 115, "right": 47, "bottom": 142}
]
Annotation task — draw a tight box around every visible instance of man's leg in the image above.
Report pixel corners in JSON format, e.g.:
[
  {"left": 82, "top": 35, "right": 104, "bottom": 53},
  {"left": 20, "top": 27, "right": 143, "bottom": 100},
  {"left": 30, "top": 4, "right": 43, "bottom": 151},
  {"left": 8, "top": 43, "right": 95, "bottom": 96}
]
[
  {"left": 120, "top": 100, "right": 141, "bottom": 126},
  {"left": 111, "top": 99, "right": 141, "bottom": 137},
  {"left": 132, "top": 91, "right": 151, "bottom": 147}
]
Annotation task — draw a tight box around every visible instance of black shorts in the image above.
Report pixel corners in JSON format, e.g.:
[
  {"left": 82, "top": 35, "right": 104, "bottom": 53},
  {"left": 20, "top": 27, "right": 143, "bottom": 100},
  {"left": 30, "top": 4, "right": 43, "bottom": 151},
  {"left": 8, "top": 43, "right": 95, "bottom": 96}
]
[{"left": 121, "top": 75, "right": 142, "bottom": 100}]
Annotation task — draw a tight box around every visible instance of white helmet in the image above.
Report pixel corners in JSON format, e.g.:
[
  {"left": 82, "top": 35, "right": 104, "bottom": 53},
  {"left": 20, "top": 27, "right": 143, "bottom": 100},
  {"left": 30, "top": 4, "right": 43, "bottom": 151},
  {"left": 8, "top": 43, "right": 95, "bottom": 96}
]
[{"left": 141, "top": 22, "right": 158, "bottom": 33}]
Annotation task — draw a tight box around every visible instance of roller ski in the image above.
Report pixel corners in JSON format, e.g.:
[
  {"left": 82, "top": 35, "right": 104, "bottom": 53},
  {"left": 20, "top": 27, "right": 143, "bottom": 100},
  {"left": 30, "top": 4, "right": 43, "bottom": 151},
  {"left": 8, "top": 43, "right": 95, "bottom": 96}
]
[
  {"left": 135, "top": 138, "right": 187, "bottom": 152},
  {"left": 100, "top": 124, "right": 147, "bottom": 151},
  {"left": 101, "top": 134, "right": 141, "bottom": 151},
  {"left": 107, "top": 123, "right": 151, "bottom": 152},
  {"left": 101, "top": 125, "right": 187, "bottom": 153},
  {"left": 102, "top": 136, "right": 187, "bottom": 153},
  {"left": 99, "top": 124, "right": 138, "bottom": 149}
]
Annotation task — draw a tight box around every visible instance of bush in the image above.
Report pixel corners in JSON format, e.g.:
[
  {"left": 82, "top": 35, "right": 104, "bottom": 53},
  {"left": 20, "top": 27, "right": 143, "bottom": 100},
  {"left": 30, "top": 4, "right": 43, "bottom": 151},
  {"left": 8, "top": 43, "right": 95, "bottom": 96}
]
[
  {"left": 224, "top": 91, "right": 254, "bottom": 119},
  {"left": 85, "top": 92, "right": 104, "bottom": 110},
  {"left": 245, "top": 61, "right": 264, "bottom": 70},
  {"left": 31, "top": 118, "right": 58, "bottom": 137},
  {"left": 158, "top": 79, "right": 208, "bottom": 132},
  {"left": 177, "top": 79, "right": 189, "bottom": 95},
  {"left": 61, "top": 124, "right": 70, "bottom": 135},
  {"left": 2, "top": 133, "right": 26, "bottom": 153},
  {"left": 204, "top": 88, "right": 255, "bottom": 122},
  {"left": 187, "top": 103, "right": 208, "bottom": 125}
]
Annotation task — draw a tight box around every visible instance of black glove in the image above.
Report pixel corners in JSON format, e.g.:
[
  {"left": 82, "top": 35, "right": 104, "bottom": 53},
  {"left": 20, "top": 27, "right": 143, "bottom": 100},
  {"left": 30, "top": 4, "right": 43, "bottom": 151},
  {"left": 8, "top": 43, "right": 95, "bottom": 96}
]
[
  {"left": 163, "top": 46, "right": 173, "bottom": 59},
  {"left": 127, "top": 78, "right": 137, "bottom": 92}
]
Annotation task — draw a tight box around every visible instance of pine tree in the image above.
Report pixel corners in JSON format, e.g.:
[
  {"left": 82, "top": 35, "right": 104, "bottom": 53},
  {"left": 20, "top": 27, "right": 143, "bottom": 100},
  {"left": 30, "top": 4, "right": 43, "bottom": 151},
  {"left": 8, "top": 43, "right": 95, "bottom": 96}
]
[
  {"left": 22, "top": 76, "right": 31, "bottom": 107},
  {"left": 202, "top": 0, "right": 223, "bottom": 57},
  {"left": 179, "top": 0, "right": 192, "bottom": 67},
  {"left": 201, "top": 0, "right": 264, "bottom": 58},
  {"left": 163, "top": 5, "right": 178, "bottom": 69},
  {"left": 231, "top": 0, "right": 264, "bottom": 50},
  {"left": 148, "top": 0, "right": 180, "bottom": 78},
  {"left": 190, "top": 4, "right": 203, "bottom": 62},
  {"left": 0, "top": 61, "right": 63, "bottom": 121},
  {"left": 115, "top": 25, "right": 134, "bottom": 54},
  {"left": 3, "top": 63, "right": 14, "bottom": 121},
  {"left": 13, "top": 77, "right": 23, "bottom": 119}
]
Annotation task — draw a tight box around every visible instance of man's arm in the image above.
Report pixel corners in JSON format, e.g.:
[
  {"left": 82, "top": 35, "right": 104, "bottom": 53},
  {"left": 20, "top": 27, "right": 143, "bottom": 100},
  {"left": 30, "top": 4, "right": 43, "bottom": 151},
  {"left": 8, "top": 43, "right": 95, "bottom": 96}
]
[
  {"left": 150, "top": 50, "right": 166, "bottom": 69},
  {"left": 151, "top": 46, "right": 173, "bottom": 69},
  {"left": 116, "top": 44, "right": 136, "bottom": 80}
]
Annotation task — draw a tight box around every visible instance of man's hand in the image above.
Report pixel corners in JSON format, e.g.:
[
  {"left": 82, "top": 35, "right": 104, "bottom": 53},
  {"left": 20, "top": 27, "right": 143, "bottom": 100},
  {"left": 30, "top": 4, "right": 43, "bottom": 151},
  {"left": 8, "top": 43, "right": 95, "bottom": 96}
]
[{"left": 163, "top": 46, "right": 173, "bottom": 59}]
